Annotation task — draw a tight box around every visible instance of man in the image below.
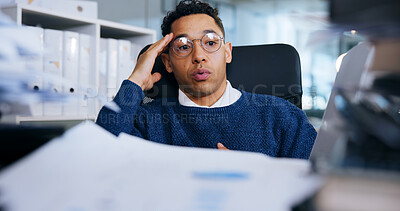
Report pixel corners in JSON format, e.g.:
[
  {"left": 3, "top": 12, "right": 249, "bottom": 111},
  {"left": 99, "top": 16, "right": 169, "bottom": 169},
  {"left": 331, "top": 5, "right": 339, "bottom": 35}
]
[{"left": 96, "top": 0, "right": 316, "bottom": 159}]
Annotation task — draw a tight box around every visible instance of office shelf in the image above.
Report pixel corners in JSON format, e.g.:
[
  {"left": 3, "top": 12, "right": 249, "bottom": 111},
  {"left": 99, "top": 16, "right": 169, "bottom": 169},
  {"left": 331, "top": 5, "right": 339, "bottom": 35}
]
[
  {"left": 16, "top": 115, "right": 96, "bottom": 123},
  {"left": 1, "top": 3, "right": 156, "bottom": 125}
]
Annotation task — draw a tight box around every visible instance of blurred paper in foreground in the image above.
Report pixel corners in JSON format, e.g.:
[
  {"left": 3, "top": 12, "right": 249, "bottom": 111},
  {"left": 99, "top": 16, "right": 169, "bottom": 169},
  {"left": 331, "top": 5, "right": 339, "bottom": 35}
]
[{"left": 0, "top": 122, "right": 322, "bottom": 211}]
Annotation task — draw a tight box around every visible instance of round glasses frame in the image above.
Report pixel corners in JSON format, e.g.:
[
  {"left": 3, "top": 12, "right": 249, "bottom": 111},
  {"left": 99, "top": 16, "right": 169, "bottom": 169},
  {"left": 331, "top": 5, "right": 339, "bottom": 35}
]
[{"left": 170, "top": 32, "right": 224, "bottom": 57}]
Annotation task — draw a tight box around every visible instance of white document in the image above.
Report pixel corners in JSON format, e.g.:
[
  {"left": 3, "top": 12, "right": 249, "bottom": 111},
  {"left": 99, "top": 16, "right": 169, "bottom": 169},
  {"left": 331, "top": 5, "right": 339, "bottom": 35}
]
[
  {"left": 62, "top": 31, "right": 79, "bottom": 116},
  {"left": 43, "top": 28, "right": 63, "bottom": 116},
  {"left": 24, "top": 25, "right": 44, "bottom": 116},
  {"left": 78, "top": 33, "right": 94, "bottom": 116},
  {"left": 117, "top": 39, "right": 131, "bottom": 91},
  {"left": 0, "top": 122, "right": 322, "bottom": 211}
]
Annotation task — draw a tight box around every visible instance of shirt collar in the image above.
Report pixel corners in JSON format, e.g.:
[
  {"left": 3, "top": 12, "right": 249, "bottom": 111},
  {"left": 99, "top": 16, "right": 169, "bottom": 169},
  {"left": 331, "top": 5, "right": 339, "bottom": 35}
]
[{"left": 178, "top": 80, "right": 242, "bottom": 108}]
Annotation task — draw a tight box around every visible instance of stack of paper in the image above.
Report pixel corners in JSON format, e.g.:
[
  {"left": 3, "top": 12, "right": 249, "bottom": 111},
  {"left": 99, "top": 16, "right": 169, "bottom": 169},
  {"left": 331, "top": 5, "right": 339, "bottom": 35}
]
[{"left": 0, "top": 122, "right": 322, "bottom": 211}]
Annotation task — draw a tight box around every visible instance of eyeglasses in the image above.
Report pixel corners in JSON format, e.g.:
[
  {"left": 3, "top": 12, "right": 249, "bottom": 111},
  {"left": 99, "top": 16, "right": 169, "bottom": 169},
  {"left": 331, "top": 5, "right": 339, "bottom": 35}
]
[{"left": 170, "top": 32, "right": 224, "bottom": 57}]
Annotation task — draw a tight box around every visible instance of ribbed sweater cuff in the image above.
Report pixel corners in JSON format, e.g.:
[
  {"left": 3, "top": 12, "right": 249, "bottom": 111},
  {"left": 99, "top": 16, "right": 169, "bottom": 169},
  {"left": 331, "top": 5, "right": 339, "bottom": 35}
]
[{"left": 113, "top": 80, "right": 144, "bottom": 112}]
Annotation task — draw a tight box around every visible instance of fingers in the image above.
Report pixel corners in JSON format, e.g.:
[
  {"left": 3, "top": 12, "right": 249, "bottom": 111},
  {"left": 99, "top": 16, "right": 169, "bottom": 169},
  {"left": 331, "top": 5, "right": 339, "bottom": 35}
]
[
  {"left": 134, "top": 33, "right": 174, "bottom": 69},
  {"left": 217, "top": 143, "right": 229, "bottom": 150},
  {"left": 128, "top": 33, "right": 173, "bottom": 90},
  {"left": 151, "top": 72, "right": 162, "bottom": 84},
  {"left": 147, "top": 33, "right": 174, "bottom": 56}
]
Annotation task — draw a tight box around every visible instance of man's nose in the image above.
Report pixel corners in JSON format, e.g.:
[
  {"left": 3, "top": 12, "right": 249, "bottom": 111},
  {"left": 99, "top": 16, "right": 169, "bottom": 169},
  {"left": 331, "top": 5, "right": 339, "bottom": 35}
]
[{"left": 192, "top": 40, "right": 207, "bottom": 64}]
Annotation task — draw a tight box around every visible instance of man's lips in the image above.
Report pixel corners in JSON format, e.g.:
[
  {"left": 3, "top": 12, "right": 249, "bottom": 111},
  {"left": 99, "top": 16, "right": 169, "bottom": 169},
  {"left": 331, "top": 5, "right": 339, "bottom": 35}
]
[{"left": 192, "top": 68, "right": 211, "bottom": 81}]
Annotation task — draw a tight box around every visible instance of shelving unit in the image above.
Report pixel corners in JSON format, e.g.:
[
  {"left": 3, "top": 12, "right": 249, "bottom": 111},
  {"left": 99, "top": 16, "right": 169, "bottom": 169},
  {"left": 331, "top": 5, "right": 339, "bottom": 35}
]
[
  {"left": 1, "top": 3, "right": 156, "bottom": 125},
  {"left": 4, "top": 114, "right": 94, "bottom": 124}
]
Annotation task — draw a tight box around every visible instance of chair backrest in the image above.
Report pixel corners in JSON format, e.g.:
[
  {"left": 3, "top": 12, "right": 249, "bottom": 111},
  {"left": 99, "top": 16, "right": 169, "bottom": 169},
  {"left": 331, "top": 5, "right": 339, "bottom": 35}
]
[{"left": 139, "top": 43, "right": 302, "bottom": 109}]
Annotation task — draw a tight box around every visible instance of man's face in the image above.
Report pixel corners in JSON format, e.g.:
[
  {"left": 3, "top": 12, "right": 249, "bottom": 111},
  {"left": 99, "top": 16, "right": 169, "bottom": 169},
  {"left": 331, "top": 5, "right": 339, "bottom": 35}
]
[{"left": 162, "top": 14, "right": 232, "bottom": 98}]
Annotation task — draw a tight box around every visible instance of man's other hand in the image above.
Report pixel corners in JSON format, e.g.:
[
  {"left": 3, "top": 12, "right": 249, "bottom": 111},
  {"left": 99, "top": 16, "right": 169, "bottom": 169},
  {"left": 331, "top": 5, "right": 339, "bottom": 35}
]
[
  {"left": 128, "top": 33, "right": 174, "bottom": 91},
  {"left": 217, "top": 143, "right": 229, "bottom": 150}
]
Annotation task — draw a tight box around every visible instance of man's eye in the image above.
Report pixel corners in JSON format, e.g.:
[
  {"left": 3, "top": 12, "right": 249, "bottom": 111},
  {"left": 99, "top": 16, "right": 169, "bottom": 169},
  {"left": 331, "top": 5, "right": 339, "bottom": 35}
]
[
  {"left": 178, "top": 45, "right": 190, "bottom": 51},
  {"left": 206, "top": 41, "right": 217, "bottom": 46}
]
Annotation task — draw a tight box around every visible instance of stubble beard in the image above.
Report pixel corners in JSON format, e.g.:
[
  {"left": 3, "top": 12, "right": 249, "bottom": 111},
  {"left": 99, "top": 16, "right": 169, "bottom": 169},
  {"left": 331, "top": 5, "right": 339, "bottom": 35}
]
[{"left": 180, "top": 83, "right": 214, "bottom": 98}]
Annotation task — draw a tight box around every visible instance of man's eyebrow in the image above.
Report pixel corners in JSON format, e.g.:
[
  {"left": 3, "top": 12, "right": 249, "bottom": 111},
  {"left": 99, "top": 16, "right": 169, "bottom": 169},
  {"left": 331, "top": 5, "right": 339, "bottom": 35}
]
[
  {"left": 175, "top": 33, "right": 188, "bottom": 39},
  {"left": 203, "top": 29, "right": 217, "bottom": 34}
]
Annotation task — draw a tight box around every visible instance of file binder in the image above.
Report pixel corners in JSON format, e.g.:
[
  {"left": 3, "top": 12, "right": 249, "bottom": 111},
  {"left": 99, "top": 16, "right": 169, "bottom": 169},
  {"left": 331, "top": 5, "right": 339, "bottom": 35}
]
[
  {"left": 25, "top": 26, "right": 44, "bottom": 116},
  {"left": 106, "top": 39, "right": 118, "bottom": 102},
  {"left": 43, "top": 28, "right": 63, "bottom": 116},
  {"left": 78, "top": 33, "right": 92, "bottom": 116},
  {"left": 130, "top": 43, "right": 142, "bottom": 70},
  {"left": 117, "top": 39, "right": 131, "bottom": 91},
  {"left": 98, "top": 38, "right": 108, "bottom": 110},
  {"left": 62, "top": 31, "right": 79, "bottom": 116}
]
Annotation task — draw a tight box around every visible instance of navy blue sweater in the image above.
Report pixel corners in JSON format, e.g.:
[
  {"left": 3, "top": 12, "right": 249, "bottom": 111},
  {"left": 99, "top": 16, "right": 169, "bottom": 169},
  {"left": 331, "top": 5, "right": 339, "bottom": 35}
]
[{"left": 96, "top": 80, "right": 316, "bottom": 159}]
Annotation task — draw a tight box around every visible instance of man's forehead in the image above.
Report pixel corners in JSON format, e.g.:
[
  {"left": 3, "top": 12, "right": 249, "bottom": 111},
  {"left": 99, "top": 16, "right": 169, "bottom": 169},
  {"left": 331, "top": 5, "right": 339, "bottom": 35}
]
[
  {"left": 175, "top": 29, "right": 219, "bottom": 39},
  {"left": 170, "top": 14, "right": 223, "bottom": 38}
]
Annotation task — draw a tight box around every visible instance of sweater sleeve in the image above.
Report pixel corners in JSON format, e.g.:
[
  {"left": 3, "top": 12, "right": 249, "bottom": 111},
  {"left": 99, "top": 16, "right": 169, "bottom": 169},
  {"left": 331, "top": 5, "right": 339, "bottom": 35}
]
[
  {"left": 96, "top": 80, "right": 146, "bottom": 137},
  {"left": 278, "top": 104, "right": 317, "bottom": 159}
]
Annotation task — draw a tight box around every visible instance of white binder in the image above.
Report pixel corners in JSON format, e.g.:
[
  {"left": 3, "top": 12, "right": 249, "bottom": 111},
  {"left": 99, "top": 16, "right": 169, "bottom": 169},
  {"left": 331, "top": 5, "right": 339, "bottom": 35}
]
[
  {"left": 99, "top": 38, "right": 108, "bottom": 110},
  {"left": 25, "top": 26, "right": 44, "bottom": 116},
  {"left": 117, "top": 39, "right": 131, "bottom": 91},
  {"left": 106, "top": 38, "right": 118, "bottom": 102},
  {"left": 130, "top": 43, "right": 142, "bottom": 71},
  {"left": 62, "top": 31, "right": 79, "bottom": 116},
  {"left": 78, "top": 33, "right": 95, "bottom": 116},
  {"left": 43, "top": 28, "right": 63, "bottom": 116}
]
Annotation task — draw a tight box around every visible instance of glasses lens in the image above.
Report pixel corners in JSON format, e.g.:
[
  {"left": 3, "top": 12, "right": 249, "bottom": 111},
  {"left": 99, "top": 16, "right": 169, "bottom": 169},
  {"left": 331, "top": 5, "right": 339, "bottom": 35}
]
[
  {"left": 201, "top": 33, "right": 222, "bottom": 53},
  {"left": 172, "top": 37, "right": 192, "bottom": 57}
]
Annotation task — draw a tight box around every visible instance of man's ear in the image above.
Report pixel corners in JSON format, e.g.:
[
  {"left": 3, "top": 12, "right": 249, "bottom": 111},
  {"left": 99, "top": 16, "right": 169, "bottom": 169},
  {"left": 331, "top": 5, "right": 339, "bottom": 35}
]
[
  {"left": 224, "top": 41, "right": 232, "bottom": 64},
  {"left": 161, "top": 53, "right": 173, "bottom": 73}
]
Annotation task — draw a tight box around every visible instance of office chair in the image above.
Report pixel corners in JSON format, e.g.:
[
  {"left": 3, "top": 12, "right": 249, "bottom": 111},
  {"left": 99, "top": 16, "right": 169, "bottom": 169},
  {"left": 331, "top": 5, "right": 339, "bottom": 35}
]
[{"left": 139, "top": 43, "right": 302, "bottom": 109}]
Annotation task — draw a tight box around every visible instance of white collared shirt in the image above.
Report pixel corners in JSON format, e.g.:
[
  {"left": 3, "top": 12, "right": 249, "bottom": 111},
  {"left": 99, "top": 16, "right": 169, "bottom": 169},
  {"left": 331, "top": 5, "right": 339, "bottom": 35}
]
[{"left": 178, "top": 80, "right": 242, "bottom": 108}]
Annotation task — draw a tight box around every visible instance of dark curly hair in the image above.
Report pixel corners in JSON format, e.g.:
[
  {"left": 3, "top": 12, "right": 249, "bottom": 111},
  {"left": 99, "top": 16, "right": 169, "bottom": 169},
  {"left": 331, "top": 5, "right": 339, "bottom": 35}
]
[{"left": 161, "top": 0, "right": 225, "bottom": 37}]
